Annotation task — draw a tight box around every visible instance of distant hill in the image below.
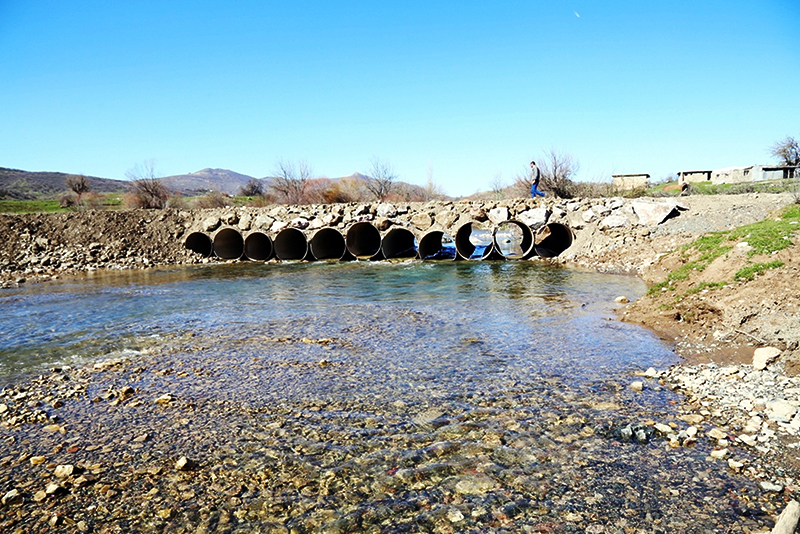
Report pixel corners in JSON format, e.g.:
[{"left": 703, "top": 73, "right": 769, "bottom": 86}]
[
  {"left": 0, "top": 166, "right": 443, "bottom": 202},
  {"left": 0, "top": 167, "right": 128, "bottom": 200},
  {"left": 159, "top": 168, "right": 270, "bottom": 196}
]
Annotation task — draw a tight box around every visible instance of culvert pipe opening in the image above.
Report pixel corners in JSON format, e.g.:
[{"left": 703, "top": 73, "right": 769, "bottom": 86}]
[
  {"left": 381, "top": 228, "right": 418, "bottom": 259},
  {"left": 184, "top": 232, "right": 213, "bottom": 258},
  {"left": 494, "top": 220, "right": 533, "bottom": 260},
  {"left": 213, "top": 228, "right": 244, "bottom": 260},
  {"left": 244, "top": 232, "right": 273, "bottom": 261},
  {"left": 534, "top": 223, "right": 575, "bottom": 258},
  {"left": 418, "top": 230, "right": 456, "bottom": 260},
  {"left": 455, "top": 222, "right": 495, "bottom": 260},
  {"left": 309, "top": 228, "right": 346, "bottom": 261},
  {"left": 346, "top": 222, "right": 383, "bottom": 260},
  {"left": 274, "top": 228, "right": 309, "bottom": 261}
]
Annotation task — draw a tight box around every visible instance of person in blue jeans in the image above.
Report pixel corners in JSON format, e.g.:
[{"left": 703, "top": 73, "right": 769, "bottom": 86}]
[{"left": 530, "top": 161, "right": 545, "bottom": 198}]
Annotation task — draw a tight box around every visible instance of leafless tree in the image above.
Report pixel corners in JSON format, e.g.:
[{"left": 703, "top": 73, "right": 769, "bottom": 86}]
[
  {"left": 365, "top": 157, "right": 397, "bottom": 201},
  {"left": 66, "top": 174, "right": 91, "bottom": 203},
  {"left": 270, "top": 159, "right": 312, "bottom": 204},
  {"left": 770, "top": 136, "right": 800, "bottom": 167},
  {"left": 125, "top": 159, "right": 172, "bottom": 209},
  {"left": 490, "top": 172, "right": 506, "bottom": 200},
  {"left": 420, "top": 163, "right": 446, "bottom": 201},
  {"left": 539, "top": 149, "right": 580, "bottom": 198},
  {"left": 511, "top": 150, "right": 580, "bottom": 198},
  {"left": 238, "top": 178, "right": 264, "bottom": 197}
]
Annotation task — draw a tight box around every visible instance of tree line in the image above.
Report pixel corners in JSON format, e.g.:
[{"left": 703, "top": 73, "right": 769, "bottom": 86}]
[{"left": 62, "top": 135, "right": 799, "bottom": 209}]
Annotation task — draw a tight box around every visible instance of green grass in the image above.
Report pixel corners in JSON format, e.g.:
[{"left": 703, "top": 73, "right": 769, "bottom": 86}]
[
  {"left": 648, "top": 204, "right": 800, "bottom": 296},
  {"left": 691, "top": 178, "right": 800, "bottom": 196},
  {"left": 0, "top": 199, "right": 67, "bottom": 213},
  {"left": 675, "top": 281, "right": 727, "bottom": 303},
  {"left": 734, "top": 261, "right": 785, "bottom": 281},
  {"left": 0, "top": 194, "right": 126, "bottom": 214}
]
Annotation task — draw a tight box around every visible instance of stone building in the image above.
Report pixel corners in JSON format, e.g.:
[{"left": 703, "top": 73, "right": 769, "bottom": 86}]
[{"left": 611, "top": 173, "right": 649, "bottom": 191}]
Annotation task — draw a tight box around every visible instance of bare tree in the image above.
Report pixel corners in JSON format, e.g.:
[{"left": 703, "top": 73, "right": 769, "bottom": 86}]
[
  {"left": 66, "top": 174, "right": 91, "bottom": 203},
  {"left": 125, "top": 159, "right": 172, "bottom": 209},
  {"left": 540, "top": 149, "right": 579, "bottom": 198},
  {"left": 238, "top": 178, "right": 264, "bottom": 197},
  {"left": 270, "top": 159, "right": 312, "bottom": 204},
  {"left": 770, "top": 136, "right": 800, "bottom": 167},
  {"left": 490, "top": 172, "right": 506, "bottom": 200},
  {"left": 420, "top": 163, "right": 446, "bottom": 201},
  {"left": 511, "top": 150, "right": 580, "bottom": 198},
  {"left": 365, "top": 157, "right": 397, "bottom": 201}
]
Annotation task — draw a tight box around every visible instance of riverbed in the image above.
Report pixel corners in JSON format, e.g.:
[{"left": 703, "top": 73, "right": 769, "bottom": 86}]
[{"left": 0, "top": 262, "right": 777, "bottom": 532}]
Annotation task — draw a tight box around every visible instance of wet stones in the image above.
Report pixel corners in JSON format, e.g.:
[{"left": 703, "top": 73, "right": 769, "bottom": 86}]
[{"left": 1, "top": 489, "right": 22, "bottom": 506}]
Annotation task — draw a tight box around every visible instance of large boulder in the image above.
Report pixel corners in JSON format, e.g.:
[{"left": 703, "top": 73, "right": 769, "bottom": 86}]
[
  {"left": 488, "top": 207, "right": 509, "bottom": 225},
  {"left": 517, "top": 207, "right": 550, "bottom": 230},
  {"left": 631, "top": 200, "right": 681, "bottom": 226},
  {"left": 411, "top": 212, "right": 433, "bottom": 231},
  {"left": 599, "top": 214, "right": 630, "bottom": 229},
  {"left": 376, "top": 203, "right": 397, "bottom": 218}
]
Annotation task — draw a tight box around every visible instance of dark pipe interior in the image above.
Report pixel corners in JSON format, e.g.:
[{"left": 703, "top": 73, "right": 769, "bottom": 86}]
[
  {"left": 418, "top": 231, "right": 456, "bottom": 260},
  {"left": 310, "top": 228, "right": 346, "bottom": 260},
  {"left": 381, "top": 228, "right": 417, "bottom": 259},
  {"left": 244, "top": 232, "right": 273, "bottom": 261},
  {"left": 184, "top": 232, "right": 212, "bottom": 257},
  {"left": 493, "top": 220, "right": 533, "bottom": 260},
  {"left": 455, "top": 222, "right": 494, "bottom": 260},
  {"left": 274, "top": 228, "right": 308, "bottom": 260},
  {"left": 534, "top": 223, "right": 574, "bottom": 258},
  {"left": 346, "top": 222, "right": 382, "bottom": 259},
  {"left": 213, "top": 228, "right": 244, "bottom": 260}
]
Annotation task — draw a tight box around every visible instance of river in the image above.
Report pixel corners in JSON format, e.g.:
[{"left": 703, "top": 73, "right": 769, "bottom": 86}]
[{"left": 0, "top": 262, "right": 767, "bottom": 532}]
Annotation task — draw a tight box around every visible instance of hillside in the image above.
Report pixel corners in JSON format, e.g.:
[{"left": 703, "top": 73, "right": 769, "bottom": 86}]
[
  {"left": 0, "top": 166, "right": 436, "bottom": 201},
  {"left": 0, "top": 167, "right": 127, "bottom": 200},
  {"left": 159, "top": 168, "right": 268, "bottom": 196}
]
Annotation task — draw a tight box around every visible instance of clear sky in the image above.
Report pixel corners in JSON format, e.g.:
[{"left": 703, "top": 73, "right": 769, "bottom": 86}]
[{"left": 1, "top": 1, "right": 798, "bottom": 196}]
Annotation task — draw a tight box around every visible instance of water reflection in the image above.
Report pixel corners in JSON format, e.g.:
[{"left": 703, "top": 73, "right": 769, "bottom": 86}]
[{"left": 0, "top": 262, "right": 665, "bottom": 384}]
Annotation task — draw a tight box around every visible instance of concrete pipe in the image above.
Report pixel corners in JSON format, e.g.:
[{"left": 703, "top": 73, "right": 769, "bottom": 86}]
[
  {"left": 213, "top": 228, "right": 244, "bottom": 260},
  {"left": 184, "top": 231, "right": 213, "bottom": 257},
  {"left": 244, "top": 232, "right": 273, "bottom": 261},
  {"left": 455, "top": 222, "right": 497, "bottom": 260},
  {"left": 493, "top": 220, "right": 534, "bottom": 260},
  {"left": 346, "top": 222, "right": 383, "bottom": 260},
  {"left": 418, "top": 230, "right": 457, "bottom": 260},
  {"left": 381, "top": 227, "right": 418, "bottom": 259},
  {"left": 533, "top": 223, "right": 575, "bottom": 258},
  {"left": 274, "top": 227, "right": 309, "bottom": 261},
  {"left": 309, "top": 228, "right": 347, "bottom": 261}
]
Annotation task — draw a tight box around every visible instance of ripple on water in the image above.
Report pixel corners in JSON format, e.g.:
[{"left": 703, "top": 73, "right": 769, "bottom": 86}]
[{"left": 0, "top": 262, "right": 770, "bottom": 531}]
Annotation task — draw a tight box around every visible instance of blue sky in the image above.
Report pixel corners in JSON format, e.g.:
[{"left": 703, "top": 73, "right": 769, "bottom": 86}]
[{"left": 1, "top": 1, "right": 798, "bottom": 196}]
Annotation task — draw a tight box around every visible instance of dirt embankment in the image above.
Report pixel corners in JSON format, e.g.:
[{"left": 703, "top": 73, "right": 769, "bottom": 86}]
[{"left": 1, "top": 194, "right": 798, "bottom": 372}]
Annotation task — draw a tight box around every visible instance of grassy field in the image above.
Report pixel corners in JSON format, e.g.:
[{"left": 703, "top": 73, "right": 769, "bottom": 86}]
[{"left": 0, "top": 194, "right": 124, "bottom": 214}]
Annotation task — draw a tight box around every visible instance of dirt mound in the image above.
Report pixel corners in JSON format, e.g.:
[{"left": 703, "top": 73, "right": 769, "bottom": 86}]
[{"left": 623, "top": 205, "right": 800, "bottom": 374}]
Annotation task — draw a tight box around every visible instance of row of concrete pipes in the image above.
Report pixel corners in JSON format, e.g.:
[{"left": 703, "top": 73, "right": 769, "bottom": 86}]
[{"left": 184, "top": 220, "right": 575, "bottom": 262}]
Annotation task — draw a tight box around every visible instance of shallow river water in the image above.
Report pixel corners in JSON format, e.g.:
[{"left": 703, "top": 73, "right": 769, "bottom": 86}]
[{"left": 0, "top": 262, "right": 772, "bottom": 532}]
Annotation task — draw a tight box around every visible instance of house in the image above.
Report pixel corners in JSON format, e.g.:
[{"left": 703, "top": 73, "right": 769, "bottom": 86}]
[
  {"left": 679, "top": 165, "right": 797, "bottom": 185},
  {"left": 612, "top": 173, "right": 649, "bottom": 191},
  {"left": 677, "top": 170, "right": 712, "bottom": 185},
  {"left": 711, "top": 165, "right": 797, "bottom": 184}
]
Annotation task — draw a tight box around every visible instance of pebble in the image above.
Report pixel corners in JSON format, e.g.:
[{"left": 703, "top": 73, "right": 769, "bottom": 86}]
[
  {"left": 53, "top": 464, "right": 73, "bottom": 478},
  {"left": 175, "top": 456, "right": 196, "bottom": 471},
  {"left": 759, "top": 481, "right": 784, "bottom": 493},
  {"left": 1, "top": 489, "right": 22, "bottom": 506}
]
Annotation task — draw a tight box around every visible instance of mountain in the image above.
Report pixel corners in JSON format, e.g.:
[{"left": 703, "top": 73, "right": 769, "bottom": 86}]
[
  {"left": 159, "top": 168, "right": 267, "bottom": 196},
  {"left": 0, "top": 167, "right": 127, "bottom": 200}
]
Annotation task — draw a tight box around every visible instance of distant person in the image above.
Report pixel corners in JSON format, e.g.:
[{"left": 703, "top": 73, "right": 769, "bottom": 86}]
[{"left": 530, "top": 161, "right": 545, "bottom": 198}]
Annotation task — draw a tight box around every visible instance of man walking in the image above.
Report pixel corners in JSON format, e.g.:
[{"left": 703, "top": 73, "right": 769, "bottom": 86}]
[{"left": 530, "top": 161, "right": 545, "bottom": 198}]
